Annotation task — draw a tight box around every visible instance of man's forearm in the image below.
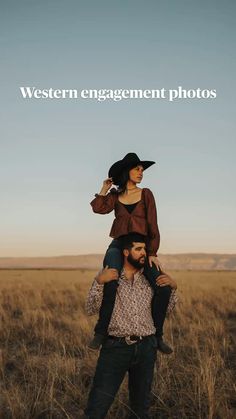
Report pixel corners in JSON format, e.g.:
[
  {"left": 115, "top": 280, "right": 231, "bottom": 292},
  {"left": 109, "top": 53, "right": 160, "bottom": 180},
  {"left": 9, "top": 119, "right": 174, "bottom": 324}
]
[
  {"left": 85, "top": 277, "right": 104, "bottom": 316},
  {"left": 166, "top": 289, "right": 178, "bottom": 315}
]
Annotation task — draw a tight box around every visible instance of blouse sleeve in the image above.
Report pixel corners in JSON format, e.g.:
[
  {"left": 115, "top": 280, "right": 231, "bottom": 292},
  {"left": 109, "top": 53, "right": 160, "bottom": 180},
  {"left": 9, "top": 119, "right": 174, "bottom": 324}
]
[
  {"left": 144, "top": 189, "right": 160, "bottom": 256},
  {"left": 90, "top": 191, "right": 116, "bottom": 214}
]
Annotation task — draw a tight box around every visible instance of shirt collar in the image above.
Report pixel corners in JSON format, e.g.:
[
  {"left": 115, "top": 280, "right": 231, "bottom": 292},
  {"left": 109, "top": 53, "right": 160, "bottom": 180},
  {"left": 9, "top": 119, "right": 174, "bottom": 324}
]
[{"left": 120, "top": 267, "right": 144, "bottom": 281}]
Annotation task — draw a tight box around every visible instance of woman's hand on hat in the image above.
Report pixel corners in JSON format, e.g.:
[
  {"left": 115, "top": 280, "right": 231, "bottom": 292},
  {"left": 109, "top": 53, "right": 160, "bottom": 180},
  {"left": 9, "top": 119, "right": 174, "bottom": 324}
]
[{"left": 99, "top": 178, "right": 113, "bottom": 195}]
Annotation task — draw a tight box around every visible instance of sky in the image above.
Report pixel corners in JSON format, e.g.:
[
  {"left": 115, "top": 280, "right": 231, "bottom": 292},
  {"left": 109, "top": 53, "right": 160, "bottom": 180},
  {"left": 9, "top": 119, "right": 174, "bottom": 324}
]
[{"left": 0, "top": 0, "right": 235, "bottom": 256}]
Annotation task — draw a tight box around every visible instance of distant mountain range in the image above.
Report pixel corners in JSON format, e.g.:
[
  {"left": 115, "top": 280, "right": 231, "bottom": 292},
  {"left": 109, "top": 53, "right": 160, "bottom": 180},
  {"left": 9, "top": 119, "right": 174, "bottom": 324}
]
[{"left": 0, "top": 253, "right": 236, "bottom": 270}]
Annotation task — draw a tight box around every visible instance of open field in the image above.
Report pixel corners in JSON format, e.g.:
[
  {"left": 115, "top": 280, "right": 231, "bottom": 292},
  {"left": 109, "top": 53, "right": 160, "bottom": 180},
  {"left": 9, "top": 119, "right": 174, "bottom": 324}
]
[{"left": 0, "top": 269, "right": 236, "bottom": 419}]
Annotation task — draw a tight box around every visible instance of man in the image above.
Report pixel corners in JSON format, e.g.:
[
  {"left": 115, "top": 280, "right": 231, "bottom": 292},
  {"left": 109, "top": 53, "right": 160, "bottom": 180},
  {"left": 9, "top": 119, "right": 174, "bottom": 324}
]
[{"left": 84, "top": 233, "right": 177, "bottom": 419}]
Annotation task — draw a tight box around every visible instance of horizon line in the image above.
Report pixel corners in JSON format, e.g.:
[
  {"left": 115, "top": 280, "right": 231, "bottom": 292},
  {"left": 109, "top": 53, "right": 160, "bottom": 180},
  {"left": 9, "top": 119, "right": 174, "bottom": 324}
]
[{"left": 1, "top": 251, "right": 236, "bottom": 259}]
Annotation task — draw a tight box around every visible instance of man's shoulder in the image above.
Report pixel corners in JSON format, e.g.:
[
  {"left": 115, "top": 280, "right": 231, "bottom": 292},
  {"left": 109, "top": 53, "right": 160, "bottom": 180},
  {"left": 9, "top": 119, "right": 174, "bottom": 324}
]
[{"left": 138, "top": 270, "right": 153, "bottom": 287}]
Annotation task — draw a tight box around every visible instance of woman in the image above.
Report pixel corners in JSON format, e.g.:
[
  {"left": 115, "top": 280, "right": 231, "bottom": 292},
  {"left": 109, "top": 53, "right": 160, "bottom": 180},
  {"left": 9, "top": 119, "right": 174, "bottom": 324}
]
[{"left": 89, "top": 152, "right": 176, "bottom": 353}]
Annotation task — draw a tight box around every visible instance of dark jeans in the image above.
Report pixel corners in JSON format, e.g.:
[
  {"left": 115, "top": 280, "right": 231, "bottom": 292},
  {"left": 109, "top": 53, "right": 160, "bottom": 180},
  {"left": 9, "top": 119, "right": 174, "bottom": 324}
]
[
  {"left": 94, "top": 239, "right": 172, "bottom": 338},
  {"left": 84, "top": 334, "right": 157, "bottom": 418}
]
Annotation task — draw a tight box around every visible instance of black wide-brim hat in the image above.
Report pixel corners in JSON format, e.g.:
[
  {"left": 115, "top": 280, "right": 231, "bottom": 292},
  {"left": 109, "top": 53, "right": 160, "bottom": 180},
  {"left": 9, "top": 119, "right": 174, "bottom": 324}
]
[{"left": 108, "top": 153, "right": 156, "bottom": 185}]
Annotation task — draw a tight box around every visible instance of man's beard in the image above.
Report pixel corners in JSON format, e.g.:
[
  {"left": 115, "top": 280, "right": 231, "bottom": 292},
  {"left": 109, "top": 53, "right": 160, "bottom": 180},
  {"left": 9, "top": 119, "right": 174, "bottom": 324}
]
[{"left": 127, "top": 253, "right": 146, "bottom": 269}]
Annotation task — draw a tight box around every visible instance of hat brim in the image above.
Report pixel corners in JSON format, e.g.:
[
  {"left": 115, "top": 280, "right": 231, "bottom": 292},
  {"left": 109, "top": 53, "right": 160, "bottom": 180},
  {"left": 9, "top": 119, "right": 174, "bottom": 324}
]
[
  {"left": 109, "top": 160, "right": 155, "bottom": 185},
  {"left": 139, "top": 160, "right": 155, "bottom": 171}
]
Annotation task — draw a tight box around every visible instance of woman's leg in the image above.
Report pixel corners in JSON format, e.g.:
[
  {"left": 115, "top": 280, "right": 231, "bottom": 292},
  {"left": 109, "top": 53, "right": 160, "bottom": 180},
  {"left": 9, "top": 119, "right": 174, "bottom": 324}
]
[
  {"left": 143, "top": 262, "right": 172, "bottom": 354},
  {"left": 94, "top": 240, "right": 123, "bottom": 336}
]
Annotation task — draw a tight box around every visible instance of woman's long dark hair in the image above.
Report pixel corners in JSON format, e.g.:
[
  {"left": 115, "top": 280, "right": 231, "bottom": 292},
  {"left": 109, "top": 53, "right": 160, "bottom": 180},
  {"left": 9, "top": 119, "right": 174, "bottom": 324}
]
[{"left": 116, "top": 167, "right": 131, "bottom": 194}]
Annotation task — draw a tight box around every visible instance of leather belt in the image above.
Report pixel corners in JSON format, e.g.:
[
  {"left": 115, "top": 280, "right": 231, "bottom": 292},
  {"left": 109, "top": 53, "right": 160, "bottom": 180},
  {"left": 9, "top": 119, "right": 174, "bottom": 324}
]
[{"left": 108, "top": 334, "right": 153, "bottom": 345}]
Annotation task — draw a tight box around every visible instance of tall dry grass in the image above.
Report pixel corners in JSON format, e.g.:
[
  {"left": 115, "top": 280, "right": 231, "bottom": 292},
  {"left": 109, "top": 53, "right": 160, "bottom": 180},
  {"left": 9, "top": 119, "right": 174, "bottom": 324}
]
[{"left": 0, "top": 269, "right": 236, "bottom": 419}]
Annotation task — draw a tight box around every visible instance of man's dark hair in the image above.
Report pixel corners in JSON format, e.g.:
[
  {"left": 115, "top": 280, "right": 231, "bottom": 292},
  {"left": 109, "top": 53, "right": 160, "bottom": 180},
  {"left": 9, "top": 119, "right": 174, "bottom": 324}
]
[{"left": 120, "top": 233, "right": 146, "bottom": 251}]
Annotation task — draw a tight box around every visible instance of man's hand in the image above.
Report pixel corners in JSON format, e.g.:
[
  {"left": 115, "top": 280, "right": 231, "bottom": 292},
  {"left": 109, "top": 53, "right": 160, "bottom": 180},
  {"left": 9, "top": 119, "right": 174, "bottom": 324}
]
[
  {"left": 96, "top": 266, "right": 119, "bottom": 285},
  {"left": 156, "top": 273, "right": 177, "bottom": 290}
]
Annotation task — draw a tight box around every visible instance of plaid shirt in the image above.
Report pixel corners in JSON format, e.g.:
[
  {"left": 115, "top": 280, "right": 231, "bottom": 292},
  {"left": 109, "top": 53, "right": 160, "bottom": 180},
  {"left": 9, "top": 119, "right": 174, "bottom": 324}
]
[{"left": 85, "top": 269, "right": 177, "bottom": 337}]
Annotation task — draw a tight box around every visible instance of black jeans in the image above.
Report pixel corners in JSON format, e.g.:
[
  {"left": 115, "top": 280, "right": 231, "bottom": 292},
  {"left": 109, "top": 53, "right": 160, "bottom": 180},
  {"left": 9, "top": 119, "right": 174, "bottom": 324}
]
[
  {"left": 84, "top": 334, "right": 157, "bottom": 418},
  {"left": 94, "top": 239, "right": 172, "bottom": 338}
]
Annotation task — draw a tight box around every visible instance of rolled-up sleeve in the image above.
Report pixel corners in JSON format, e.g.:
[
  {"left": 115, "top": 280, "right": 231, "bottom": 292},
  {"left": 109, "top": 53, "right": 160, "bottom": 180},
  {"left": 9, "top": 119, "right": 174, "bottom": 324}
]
[
  {"left": 144, "top": 189, "right": 160, "bottom": 256},
  {"left": 166, "top": 289, "right": 178, "bottom": 316},
  {"left": 85, "top": 277, "right": 104, "bottom": 316},
  {"left": 90, "top": 191, "right": 116, "bottom": 214}
]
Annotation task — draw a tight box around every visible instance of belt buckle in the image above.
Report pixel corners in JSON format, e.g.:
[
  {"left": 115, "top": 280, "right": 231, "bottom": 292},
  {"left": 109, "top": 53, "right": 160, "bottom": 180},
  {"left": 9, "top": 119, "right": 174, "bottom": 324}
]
[{"left": 125, "top": 336, "right": 139, "bottom": 345}]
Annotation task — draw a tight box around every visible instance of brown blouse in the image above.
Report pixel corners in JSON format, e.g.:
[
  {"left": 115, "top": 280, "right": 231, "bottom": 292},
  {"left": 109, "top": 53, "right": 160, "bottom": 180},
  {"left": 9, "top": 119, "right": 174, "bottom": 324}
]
[{"left": 90, "top": 188, "right": 160, "bottom": 256}]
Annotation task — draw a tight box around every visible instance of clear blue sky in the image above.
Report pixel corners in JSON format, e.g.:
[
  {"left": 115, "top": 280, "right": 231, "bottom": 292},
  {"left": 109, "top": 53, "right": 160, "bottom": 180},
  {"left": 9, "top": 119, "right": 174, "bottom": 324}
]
[{"left": 1, "top": 1, "right": 235, "bottom": 256}]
